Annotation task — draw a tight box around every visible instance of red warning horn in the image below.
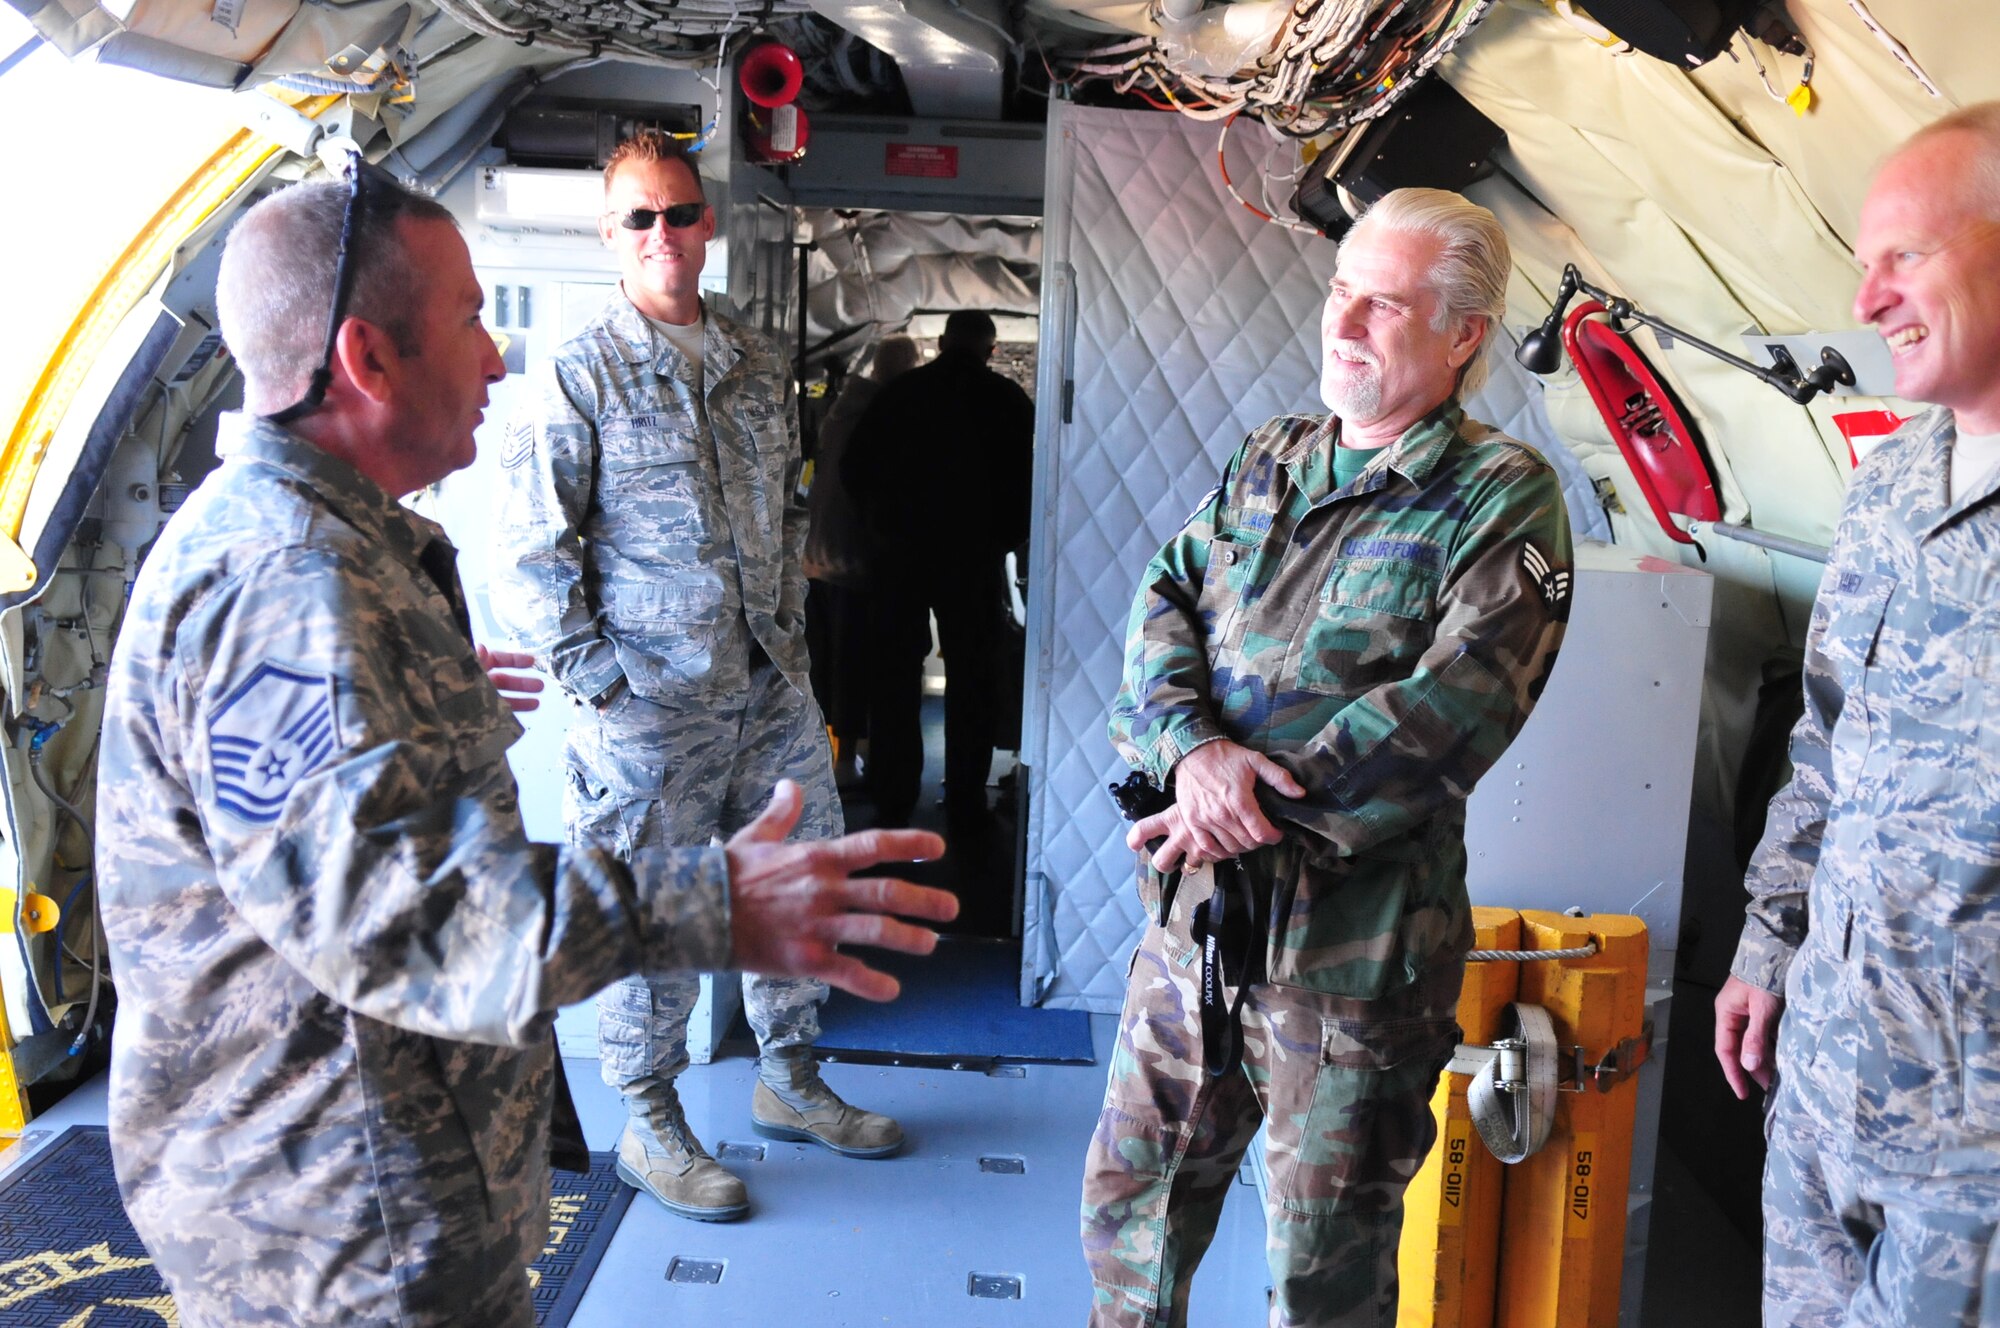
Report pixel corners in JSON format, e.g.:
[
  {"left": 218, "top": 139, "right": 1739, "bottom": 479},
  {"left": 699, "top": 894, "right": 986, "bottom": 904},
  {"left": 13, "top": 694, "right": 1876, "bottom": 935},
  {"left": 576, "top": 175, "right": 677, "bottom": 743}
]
[{"left": 739, "top": 41, "right": 803, "bottom": 108}]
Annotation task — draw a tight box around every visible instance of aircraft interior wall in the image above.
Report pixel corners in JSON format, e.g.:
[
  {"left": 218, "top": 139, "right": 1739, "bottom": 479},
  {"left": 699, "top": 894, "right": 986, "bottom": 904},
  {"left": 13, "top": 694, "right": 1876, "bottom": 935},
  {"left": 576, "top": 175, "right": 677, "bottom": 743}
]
[
  {"left": 2, "top": 2, "right": 1996, "bottom": 1308},
  {"left": 1434, "top": 1, "right": 2000, "bottom": 839},
  {"left": 798, "top": 208, "right": 1042, "bottom": 369},
  {"left": 1399, "top": 0, "right": 2000, "bottom": 1244}
]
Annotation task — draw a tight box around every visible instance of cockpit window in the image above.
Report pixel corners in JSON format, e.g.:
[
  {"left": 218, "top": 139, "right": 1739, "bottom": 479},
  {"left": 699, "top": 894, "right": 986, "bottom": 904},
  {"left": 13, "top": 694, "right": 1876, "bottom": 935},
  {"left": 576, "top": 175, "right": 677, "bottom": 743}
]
[{"left": 0, "top": 7, "right": 242, "bottom": 422}]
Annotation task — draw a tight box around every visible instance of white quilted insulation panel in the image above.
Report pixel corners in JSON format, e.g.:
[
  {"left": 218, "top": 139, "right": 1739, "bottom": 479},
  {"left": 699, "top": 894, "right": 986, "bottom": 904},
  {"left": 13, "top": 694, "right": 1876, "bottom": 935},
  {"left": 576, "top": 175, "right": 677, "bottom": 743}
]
[{"left": 1020, "top": 103, "right": 1336, "bottom": 1010}]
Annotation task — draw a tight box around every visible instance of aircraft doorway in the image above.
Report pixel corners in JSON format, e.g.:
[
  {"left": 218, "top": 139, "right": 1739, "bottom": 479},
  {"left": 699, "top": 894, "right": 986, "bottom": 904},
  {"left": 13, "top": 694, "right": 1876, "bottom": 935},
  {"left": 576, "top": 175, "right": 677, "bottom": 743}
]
[
  {"left": 791, "top": 206, "right": 1071, "bottom": 1069},
  {"left": 420, "top": 159, "right": 1071, "bottom": 1068}
]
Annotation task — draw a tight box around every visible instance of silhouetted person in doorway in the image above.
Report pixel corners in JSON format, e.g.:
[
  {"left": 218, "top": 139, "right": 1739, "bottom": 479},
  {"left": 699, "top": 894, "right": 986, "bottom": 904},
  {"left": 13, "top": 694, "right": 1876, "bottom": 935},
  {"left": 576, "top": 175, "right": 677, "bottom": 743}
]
[
  {"left": 806, "top": 335, "right": 923, "bottom": 787},
  {"left": 843, "top": 312, "right": 1033, "bottom": 862}
]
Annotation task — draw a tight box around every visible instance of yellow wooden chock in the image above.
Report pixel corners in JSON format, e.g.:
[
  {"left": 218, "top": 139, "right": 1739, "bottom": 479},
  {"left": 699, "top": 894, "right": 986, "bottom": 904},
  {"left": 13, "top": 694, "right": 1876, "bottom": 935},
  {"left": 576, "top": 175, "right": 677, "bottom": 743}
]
[{"left": 1398, "top": 905, "right": 1521, "bottom": 1328}]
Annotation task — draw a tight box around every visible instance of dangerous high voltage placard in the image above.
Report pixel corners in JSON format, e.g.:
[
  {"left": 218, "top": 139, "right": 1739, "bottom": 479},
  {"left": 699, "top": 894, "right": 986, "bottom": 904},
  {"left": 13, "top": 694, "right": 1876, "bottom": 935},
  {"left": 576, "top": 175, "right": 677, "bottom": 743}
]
[{"left": 885, "top": 144, "right": 959, "bottom": 179}]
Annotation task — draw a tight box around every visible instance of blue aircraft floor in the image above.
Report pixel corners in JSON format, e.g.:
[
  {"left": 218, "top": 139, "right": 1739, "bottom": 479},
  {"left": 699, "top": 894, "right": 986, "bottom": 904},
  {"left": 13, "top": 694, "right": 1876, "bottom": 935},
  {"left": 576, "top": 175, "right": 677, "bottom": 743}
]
[
  {"left": 815, "top": 935, "right": 1095, "bottom": 1065},
  {"left": 18, "top": 1028, "right": 1758, "bottom": 1327},
  {"left": 23, "top": 1017, "right": 1278, "bottom": 1327}
]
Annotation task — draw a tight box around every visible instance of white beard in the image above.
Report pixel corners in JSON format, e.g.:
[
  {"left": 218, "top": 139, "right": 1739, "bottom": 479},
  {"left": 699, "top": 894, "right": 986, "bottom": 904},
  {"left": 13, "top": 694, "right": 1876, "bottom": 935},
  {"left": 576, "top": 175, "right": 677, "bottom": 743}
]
[{"left": 1320, "top": 351, "right": 1382, "bottom": 420}]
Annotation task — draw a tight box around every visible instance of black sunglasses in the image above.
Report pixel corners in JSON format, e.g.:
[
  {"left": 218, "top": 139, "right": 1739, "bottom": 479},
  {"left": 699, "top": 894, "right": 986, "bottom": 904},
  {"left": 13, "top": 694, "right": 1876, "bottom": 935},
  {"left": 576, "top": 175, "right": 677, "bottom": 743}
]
[
  {"left": 266, "top": 155, "right": 370, "bottom": 427},
  {"left": 615, "top": 203, "right": 705, "bottom": 232}
]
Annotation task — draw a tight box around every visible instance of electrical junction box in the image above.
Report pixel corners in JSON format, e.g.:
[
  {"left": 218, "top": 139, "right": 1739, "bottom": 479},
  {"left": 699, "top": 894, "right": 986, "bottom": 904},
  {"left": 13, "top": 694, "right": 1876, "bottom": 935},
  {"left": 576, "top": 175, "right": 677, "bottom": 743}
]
[
  {"left": 1291, "top": 75, "right": 1504, "bottom": 237},
  {"left": 1583, "top": 0, "right": 1762, "bottom": 66},
  {"left": 783, "top": 114, "right": 1045, "bottom": 215}
]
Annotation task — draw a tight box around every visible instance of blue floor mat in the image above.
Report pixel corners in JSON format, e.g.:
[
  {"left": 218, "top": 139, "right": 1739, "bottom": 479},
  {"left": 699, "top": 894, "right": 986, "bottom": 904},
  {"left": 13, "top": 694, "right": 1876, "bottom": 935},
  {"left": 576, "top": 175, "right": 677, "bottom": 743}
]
[
  {"left": 814, "top": 937, "right": 1094, "bottom": 1066},
  {"left": 0, "top": 1125, "right": 631, "bottom": 1326}
]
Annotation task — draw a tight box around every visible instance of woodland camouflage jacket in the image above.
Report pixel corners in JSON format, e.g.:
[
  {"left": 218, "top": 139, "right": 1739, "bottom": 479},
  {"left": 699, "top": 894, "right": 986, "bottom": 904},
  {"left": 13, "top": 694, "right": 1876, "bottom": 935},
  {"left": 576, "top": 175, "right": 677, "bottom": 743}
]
[{"left": 1110, "top": 402, "right": 1572, "bottom": 998}]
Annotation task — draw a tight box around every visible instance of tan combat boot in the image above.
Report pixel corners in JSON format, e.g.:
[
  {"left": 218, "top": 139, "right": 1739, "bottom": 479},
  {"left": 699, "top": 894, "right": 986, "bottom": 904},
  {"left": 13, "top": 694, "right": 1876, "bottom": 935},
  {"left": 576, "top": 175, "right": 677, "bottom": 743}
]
[
  {"left": 751, "top": 1049, "right": 904, "bottom": 1158},
  {"left": 613, "top": 1088, "right": 749, "bottom": 1222}
]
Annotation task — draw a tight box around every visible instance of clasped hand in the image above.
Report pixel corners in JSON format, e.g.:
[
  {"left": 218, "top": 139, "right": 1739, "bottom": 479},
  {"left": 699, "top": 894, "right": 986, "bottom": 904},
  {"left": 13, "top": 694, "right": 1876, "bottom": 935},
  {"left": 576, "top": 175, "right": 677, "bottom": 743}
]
[{"left": 1126, "top": 739, "right": 1305, "bottom": 874}]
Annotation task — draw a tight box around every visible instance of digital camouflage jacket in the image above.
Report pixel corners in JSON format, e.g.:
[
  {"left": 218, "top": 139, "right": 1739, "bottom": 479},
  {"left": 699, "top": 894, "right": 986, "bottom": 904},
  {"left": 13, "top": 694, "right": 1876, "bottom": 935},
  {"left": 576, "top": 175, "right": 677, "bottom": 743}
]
[
  {"left": 1735, "top": 405, "right": 2000, "bottom": 1173},
  {"left": 492, "top": 292, "right": 806, "bottom": 707},
  {"left": 98, "top": 415, "right": 734, "bottom": 1327},
  {"left": 1109, "top": 402, "right": 1572, "bottom": 998}
]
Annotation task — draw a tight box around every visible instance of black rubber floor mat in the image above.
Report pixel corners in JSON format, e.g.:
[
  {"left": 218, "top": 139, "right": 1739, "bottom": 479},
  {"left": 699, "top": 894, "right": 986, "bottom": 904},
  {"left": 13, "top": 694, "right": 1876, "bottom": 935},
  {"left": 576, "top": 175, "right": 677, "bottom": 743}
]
[{"left": 0, "top": 1125, "right": 634, "bottom": 1326}]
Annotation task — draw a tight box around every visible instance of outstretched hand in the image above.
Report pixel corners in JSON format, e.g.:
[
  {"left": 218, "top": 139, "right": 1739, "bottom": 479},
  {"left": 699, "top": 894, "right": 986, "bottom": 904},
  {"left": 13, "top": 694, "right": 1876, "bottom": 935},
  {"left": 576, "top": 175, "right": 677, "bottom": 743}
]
[
  {"left": 725, "top": 780, "right": 956, "bottom": 1001},
  {"left": 1127, "top": 739, "right": 1305, "bottom": 872},
  {"left": 477, "top": 645, "right": 545, "bottom": 713}
]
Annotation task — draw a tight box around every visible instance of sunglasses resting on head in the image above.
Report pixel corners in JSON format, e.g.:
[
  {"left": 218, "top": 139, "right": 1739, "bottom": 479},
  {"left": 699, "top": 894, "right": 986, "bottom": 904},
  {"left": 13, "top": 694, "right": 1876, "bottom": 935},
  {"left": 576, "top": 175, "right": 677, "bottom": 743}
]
[{"left": 266, "top": 153, "right": 374, "bottom": 427}]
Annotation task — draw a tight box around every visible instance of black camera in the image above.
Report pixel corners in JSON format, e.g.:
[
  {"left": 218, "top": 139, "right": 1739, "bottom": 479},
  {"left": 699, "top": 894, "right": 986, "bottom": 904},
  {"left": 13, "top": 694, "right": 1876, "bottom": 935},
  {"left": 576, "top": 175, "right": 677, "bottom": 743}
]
[{"left": 1108, "top": 770, "right": 1173, "bottom": 823}]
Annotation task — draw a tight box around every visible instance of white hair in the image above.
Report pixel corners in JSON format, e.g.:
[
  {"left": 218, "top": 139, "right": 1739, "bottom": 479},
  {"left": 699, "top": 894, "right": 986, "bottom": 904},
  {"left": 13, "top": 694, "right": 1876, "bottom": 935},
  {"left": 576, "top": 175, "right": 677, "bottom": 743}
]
[{"left": 1341, "top": 187, "right": 1511, "bottom": 395}]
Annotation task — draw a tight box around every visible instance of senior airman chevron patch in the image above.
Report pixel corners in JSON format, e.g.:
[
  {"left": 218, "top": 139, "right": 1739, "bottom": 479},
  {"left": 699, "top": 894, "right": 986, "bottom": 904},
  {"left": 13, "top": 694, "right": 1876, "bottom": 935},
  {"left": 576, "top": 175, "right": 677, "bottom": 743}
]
[{"left": 1522, "top": 542, "right": 1571, "bottom": 616}]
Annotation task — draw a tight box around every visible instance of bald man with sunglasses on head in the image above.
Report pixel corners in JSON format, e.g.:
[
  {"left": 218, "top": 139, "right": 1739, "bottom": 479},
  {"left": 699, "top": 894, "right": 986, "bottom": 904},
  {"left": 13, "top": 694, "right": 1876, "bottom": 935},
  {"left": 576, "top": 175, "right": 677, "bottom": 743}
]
[
  {"left": 492, "top": 131, "right": 902, "bottom": 1224},
  {"left": 96, "top": 166, "right": 953, "bottom": 1328}
]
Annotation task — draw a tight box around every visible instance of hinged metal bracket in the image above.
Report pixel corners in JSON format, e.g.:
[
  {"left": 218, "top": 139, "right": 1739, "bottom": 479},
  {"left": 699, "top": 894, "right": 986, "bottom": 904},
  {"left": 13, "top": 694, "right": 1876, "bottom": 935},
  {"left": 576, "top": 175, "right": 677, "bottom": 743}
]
[
  {"left": 1556, "top": 1021, "right": 1653, "bottom": 1094},
  {"left": 232, "top": 93, "right": 383, "bottom": 169},
  {"left": 233, "top": 93, "right": 327, "bottom": 158}
]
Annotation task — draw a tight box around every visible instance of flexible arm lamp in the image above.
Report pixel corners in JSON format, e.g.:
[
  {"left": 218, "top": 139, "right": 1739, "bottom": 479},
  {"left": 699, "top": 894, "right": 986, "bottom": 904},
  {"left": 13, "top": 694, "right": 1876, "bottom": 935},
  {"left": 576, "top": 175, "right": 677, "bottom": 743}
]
[
  {"left": 1518, "top": 264, "right": 1842, "bottom": 563},
  {"left": 1516, "top": 264, "right": 1856, "bottom": 404}
]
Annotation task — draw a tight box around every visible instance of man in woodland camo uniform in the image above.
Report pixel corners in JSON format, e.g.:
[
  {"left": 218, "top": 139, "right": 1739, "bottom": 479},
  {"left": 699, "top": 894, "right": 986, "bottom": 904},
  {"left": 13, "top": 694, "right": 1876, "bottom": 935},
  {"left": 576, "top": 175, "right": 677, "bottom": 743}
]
[
  {"left": 1716, "top": 102, "right": 2000, "bottom": 1327},
  {"left": 1085, "top": 188, "right": 1572, "bottom": 1328}
]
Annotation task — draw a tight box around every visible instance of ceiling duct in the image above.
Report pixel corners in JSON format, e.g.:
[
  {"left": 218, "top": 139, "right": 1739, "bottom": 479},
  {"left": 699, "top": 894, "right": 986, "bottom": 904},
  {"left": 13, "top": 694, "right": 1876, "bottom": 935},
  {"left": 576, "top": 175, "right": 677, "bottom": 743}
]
[
  {"left": 499, "top": 100, "right": 703, "bottom": 169},
  {"left": 802, "top": 0, "right": 1012, "bottom": 120}
]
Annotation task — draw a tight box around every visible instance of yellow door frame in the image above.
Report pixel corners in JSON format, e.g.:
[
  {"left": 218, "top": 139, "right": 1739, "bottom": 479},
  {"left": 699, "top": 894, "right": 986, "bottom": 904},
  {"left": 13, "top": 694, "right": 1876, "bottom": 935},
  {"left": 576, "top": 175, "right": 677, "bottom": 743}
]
[
  {"left": 0, "top": 92, "right": 339, "bottom": 1139},
  {"left": 0, "top": 93, "right": 339, "bottom": 595}
]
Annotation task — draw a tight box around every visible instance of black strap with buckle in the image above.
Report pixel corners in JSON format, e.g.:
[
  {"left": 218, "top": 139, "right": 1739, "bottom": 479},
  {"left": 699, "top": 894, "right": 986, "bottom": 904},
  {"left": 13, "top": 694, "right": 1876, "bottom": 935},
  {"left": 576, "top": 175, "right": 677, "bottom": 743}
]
[{"left": 1109, "top": 771, "right": 1268, "bottom": 1077}]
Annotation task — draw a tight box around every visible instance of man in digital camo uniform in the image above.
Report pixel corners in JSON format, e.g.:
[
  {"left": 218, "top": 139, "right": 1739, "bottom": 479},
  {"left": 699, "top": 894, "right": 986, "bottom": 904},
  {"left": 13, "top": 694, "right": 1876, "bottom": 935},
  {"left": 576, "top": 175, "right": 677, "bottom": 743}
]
[
  {"left": 492, "top": 131, "right": 901, "bottom": 1223},
  {"left": 95, "top": 173, "right": 950, "bottom": 1327},
  {"left": 1714, "top": 102, "right": 2000, "bottom": 1327},
  {"left": 1086, "top": 188, "right": 1573, "bottom": 1328}
]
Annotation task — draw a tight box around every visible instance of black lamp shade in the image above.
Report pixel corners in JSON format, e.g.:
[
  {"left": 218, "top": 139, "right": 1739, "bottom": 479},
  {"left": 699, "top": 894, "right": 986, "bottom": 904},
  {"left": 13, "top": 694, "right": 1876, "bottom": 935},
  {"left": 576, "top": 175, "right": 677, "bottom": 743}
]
[{"left": 1516, "top": 319, "right": 1567, "bottom": 375}]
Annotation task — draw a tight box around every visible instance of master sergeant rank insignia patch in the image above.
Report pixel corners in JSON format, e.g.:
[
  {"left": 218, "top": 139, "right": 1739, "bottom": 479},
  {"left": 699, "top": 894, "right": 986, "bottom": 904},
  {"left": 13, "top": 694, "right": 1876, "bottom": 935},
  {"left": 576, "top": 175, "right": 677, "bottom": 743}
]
[{"left": 208, "top": 663, "right": 342, "bottom": 825}]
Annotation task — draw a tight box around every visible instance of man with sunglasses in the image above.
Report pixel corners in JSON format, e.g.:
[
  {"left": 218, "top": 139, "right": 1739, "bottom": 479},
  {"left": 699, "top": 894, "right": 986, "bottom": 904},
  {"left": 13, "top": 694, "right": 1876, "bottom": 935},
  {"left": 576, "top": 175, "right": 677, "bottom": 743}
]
[
  {"left": 493, "top": 130, "right": 899, "bottom": 1224},
  {"left": 96, "top": 167, "right": 954, "bottom": 1327}
]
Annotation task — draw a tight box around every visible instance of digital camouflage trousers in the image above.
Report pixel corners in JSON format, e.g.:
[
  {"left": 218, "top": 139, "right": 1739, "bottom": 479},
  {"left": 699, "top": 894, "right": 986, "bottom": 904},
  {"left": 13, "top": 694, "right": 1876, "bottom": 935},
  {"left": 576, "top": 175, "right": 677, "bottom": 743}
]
[
  {"left": 565, "top": 664, "right": 842, "bottom": 1092},
  {"left": 1764, "top": 1077, "right": 2000, "bottom": 1326}
]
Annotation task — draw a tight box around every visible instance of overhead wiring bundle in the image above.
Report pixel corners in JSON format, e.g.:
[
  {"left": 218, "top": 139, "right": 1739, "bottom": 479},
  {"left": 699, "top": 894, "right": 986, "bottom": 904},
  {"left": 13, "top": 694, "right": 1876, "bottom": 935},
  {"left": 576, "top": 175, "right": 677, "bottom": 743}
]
[
  {"left": 430, "top": 0, "right": 813, "bottom": 66},
  {"left": 1064, "top": 0, "right": 1494, "bottom": 136}
]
